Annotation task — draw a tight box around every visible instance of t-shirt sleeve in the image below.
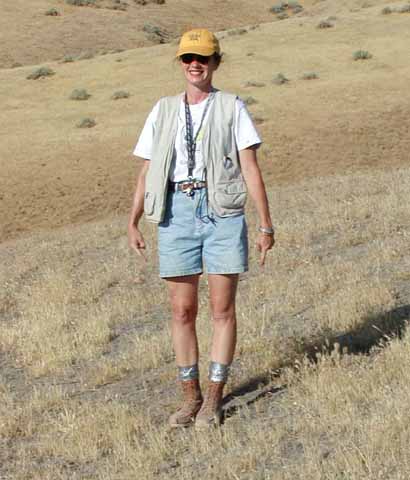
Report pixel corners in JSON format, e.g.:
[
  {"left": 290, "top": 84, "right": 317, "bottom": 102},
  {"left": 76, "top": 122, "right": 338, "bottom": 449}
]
[
  {"left": 234, "top": 97, "right": 262, "bottom": 151},
  {"left": 132, "top": 100, "right": 160, "bottom": 160}
]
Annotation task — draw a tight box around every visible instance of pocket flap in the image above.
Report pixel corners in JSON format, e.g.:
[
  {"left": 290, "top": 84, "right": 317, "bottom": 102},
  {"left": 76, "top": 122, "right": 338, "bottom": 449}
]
[
  {"left": 144, "top": 192, "right": 156, "bottom": 216},
  {"left": 221, "top": 181, "right": 247, "bottom": 195}
]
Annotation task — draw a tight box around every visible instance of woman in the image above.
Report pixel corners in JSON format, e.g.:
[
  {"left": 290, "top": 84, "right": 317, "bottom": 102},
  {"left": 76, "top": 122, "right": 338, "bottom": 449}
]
[{"left": 128, "top": 28, "right": 274, "bottom": 428}]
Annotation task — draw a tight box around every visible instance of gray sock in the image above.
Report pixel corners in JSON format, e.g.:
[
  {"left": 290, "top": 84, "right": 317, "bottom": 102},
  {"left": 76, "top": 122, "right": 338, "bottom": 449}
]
[
  {"left": 178, "top": 364, "right": 199, "bottom": 381},
  {"left": 208, "top": 361, "right": 230, "bottom": 383}
]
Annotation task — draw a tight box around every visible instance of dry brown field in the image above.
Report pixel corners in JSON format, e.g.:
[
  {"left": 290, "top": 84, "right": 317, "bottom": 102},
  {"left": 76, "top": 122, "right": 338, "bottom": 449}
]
[{"left": 1, "top": 0, "right": 410, "bottom": 478}]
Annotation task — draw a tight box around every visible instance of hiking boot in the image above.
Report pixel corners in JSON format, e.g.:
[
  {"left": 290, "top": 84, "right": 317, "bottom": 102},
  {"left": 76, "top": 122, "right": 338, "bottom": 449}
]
[
  {"left": 195, "top": 381, "right": 225, "bottom": 429},
  {"left": 169, "top": 379, "right": 203, "bottom": 428}
]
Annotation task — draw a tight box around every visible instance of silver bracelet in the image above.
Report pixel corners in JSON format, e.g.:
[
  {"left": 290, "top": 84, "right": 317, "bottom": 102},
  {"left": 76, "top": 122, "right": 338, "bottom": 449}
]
[{"left": 258, "top": 226, "right": 275, "bottom": 235}]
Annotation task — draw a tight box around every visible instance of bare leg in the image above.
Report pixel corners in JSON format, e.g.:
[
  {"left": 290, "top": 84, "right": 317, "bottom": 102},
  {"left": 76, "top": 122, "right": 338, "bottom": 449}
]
[
  {"left": 208, "top": 274, "right": 239, "bottom": 365},
  {"left": 165, "top": 274, "right": 200, "bottom": 366},
  {"left": 195, "top": 274, "right": 238, "bottom": 428}
]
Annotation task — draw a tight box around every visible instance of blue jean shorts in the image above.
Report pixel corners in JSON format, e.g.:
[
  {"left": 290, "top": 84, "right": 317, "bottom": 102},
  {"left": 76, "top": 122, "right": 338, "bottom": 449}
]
[{"left": 158, "top": 188, "right": 248, "bottom": 278}]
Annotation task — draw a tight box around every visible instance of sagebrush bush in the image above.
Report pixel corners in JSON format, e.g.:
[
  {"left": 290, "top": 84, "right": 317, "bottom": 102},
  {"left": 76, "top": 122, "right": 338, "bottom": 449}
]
[
  {"left": 381, "top": 6, "right": 393, "bottom": 14},
  {"left": 76, "top": 118, "right": 96, "bottom": 128},
  {"left": 26, "top": 67, "right": 55, "bottom": 80},
  {"left": 288, "top": 0, "right": 301, "bottom": 8},
  {"left": 45, "top": 8, "right": 59, "bottom": 16},
  {"left": 272, "top": 73, "right": 289, "bottom": 85},
  {"left": 70, "top": 89, "right": 91, "bottom": 101},
  {"left": 228, "top": 28, "right": 247, "bottom": 36},
  {"left": 65, "top": 0, "right": 96, "bottom": 5},
  {"left": 107, "top": 1, "right": 128, "bottom": 11},
  {"left": 143, "top": 23, "right": 168, "bottom": 43},
  {"left": 353, "top": 50, "right": 373, "bottom": 60},
  {"left": 112, "top": 90, "right": 130, "bottom": 100},
  {"left": 302, "top": 72, "right": 319, "bottom": 80},
  {"left": 270, "top": 5, "right": 285, "bottom": 13},
  {"left": 317, "top": 19, "right": 334, "bottom": 28},
  {"left": 398, "top": 5, "right": 410, "bottom": 12},
  {"left": 61, "top": 55, "right": 75, "bottom": 63},
  {"left": 242, "top": 80, "right": 265, "bottom": 87},
  {"left": 243, "top": 96, "right": 258, "bottom": 106},
  {"left": 277, "top": 12, "right": 289, "bottom": 19}
]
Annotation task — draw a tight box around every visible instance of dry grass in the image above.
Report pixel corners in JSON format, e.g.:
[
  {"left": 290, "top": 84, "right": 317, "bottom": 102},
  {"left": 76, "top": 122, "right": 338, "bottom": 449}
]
[
  {"left": 0, "top": 165, "right": 409, "bottom": 478},
  {"left": 1, "top": 1, "right": 409, "bottom": 477}
]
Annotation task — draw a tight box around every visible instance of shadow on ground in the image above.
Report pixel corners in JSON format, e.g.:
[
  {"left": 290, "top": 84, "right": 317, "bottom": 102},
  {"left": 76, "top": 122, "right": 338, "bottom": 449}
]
[{"left": 222, "top": 302, "right": 410, "bottom": 420}]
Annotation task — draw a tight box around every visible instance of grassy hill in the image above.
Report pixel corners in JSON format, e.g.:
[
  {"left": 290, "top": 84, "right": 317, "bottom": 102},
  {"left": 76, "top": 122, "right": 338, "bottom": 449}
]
[
  {"left": 1, "top": 1, "right": 410, "bottom": 478},
  {"left": 1, "top": 0, "right": 409, "bottom": 242}
]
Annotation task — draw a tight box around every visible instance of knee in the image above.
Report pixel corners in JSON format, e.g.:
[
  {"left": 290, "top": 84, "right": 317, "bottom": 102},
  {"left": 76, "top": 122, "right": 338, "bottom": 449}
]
[
  {"left": 211, "top": 306, "right": 236, "bottom": 326},
  {"left": 171, "top": 302, "right": 197, "bottom": 327}
]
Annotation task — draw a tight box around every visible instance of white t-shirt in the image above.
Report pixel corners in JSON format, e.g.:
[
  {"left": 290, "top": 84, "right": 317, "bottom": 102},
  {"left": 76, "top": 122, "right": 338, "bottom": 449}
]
[{"left": 133, "top": 94, "right": 262, "bottom": 182}]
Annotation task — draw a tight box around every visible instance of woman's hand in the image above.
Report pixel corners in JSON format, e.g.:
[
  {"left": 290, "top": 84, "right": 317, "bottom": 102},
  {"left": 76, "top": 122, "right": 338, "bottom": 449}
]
[
  {"left": 128, "top": 224, "right": 147, "bottom": 260},
  {"left": 256, "top": 232, "right": 275, "bottom": 266}
]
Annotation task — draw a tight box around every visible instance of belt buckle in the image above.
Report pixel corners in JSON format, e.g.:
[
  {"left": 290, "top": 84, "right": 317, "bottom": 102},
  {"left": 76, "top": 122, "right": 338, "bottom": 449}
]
[{"left": 181, "top": 181, "right": 195, "bottom": 196}]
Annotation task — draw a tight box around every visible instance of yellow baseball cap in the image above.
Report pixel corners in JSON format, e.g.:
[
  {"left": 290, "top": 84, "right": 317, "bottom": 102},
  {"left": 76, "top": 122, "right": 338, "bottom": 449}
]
[{"left": 176, "top": 28, "right": 220, "bottom": 57}]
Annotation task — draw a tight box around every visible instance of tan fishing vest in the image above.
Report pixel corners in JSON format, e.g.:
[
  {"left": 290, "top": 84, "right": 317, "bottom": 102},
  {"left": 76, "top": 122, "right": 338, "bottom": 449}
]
[{"left": 144, "top": 90, "right": 247, "bottom": 223}]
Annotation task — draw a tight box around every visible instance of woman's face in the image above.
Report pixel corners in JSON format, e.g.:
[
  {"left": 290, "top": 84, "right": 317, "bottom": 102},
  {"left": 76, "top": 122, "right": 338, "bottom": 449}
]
[{"left": 180, "top": 54, "right": 219, "bottom": 89}]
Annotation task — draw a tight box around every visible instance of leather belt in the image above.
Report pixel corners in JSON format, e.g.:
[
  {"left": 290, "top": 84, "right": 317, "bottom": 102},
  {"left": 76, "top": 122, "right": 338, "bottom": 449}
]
[{"left": 168, "top": 180, "right": 207, "bottom": 193}]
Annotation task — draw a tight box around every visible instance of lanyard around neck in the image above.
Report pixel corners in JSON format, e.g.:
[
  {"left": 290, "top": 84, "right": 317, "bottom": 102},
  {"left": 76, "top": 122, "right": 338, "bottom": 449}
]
[{"left": 184, "top": 91, "right": 214, "bottom": 179}]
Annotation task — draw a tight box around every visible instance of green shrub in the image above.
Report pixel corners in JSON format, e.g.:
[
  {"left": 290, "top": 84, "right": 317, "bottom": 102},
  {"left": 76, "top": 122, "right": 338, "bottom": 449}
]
[
  {"left": 143, "top": 23, "right": 168, "bottom": 43},
  {"left": 242, "top": 80, "right": 266, "bottom": 87},
  {"left": 45, "top": 8, "right": 59, "bottom": 16},
  {"left": 61, "top": 55, "right": 75, "bottom": 63},
  {"left": 288, "top": 1, "right": 301, "bottom": 8},
  {"left": 228, "top": 28, "right": 248, "bottom": 35},
  {"left": 106, "top": 0, "right": 128, "bottom": 10},
  {"left": 26, "top": 67, "right": 55, "bottom": 80},
  {"left": 381, "top": 6, "right": 393, "bottom": 14},
  {"left": 270, "top": 4, "right": 285, "bottom": 14},
  {"left": 277, "top": 12, "right": 289, "bottom": 19},
  {"left": 302, "top": 72, "right": 319, "bottom": 80},
  {"left": 70, "top": 89, "right": 91, "bottom": 100},
  {"left": 292, "top": 5, "right": 304, "bottom": 13},
  {"left": 142, "top": 23, "right": 161, "bottom": 34},
  {"left": 65, "top": 0, "right": 96, "bottom": 5},
  {"left": 353, "top": 50, "right": 373, "bottom": 61},
  {"left": 317, "top": 20, "right": 334, "bottom": 28},
  {"left": 243, "top": 96, "right": 258, "bottom": 106},
  {"left": 112, "top": 90, "right": 130, "bottom": 100},
  {"left": 76, "top": 118, "right": 96, "bottom": 128},
  {"left": 272, "top": 73, "right": 289, "bottom": 85}
]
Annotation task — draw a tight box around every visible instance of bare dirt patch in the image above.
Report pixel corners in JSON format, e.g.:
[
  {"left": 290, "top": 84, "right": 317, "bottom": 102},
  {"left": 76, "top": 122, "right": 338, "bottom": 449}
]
[{"left": 0, "top": 0, "right": 310, "bottom": 69}]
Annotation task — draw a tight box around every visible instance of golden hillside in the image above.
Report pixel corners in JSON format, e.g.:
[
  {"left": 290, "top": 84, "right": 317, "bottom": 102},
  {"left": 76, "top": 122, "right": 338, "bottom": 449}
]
[{"left": 1, "top": 1, "right": 409, "bottom": 242}]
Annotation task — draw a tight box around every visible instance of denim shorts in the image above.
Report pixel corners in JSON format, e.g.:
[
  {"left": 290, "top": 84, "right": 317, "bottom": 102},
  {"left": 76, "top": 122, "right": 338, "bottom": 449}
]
[{"left": 158, "top": 188, "right": 248, "bottom": 278}]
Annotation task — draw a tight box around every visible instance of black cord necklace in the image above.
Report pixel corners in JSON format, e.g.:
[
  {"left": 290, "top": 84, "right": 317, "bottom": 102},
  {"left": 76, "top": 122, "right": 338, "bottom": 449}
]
[{"left": 184, "top": 90, "right": 214, "bottom": 180}]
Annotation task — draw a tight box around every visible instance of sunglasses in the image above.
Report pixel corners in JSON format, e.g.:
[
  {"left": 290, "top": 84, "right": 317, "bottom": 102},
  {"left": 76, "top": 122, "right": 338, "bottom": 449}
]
[{"left": 180, "top": 54, "right": 211, "bottom": 65}]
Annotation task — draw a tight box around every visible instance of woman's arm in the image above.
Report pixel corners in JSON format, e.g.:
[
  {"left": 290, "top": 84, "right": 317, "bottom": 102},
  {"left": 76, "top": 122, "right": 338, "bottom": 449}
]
[
  {"left": 239, "top": 146, "right": 275, "bottom": 266},
  {"left": 127, "top": 159, "right": 150, "bottom": 257}
]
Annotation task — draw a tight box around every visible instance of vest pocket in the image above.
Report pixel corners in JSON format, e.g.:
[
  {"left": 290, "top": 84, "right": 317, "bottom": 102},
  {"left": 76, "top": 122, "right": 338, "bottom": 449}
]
[
  {"left": 214, "top": 181, "right": 247, "bottom": 210},
  {"left": 144, "top": 192, "right": 156, "bottom": 215}
]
